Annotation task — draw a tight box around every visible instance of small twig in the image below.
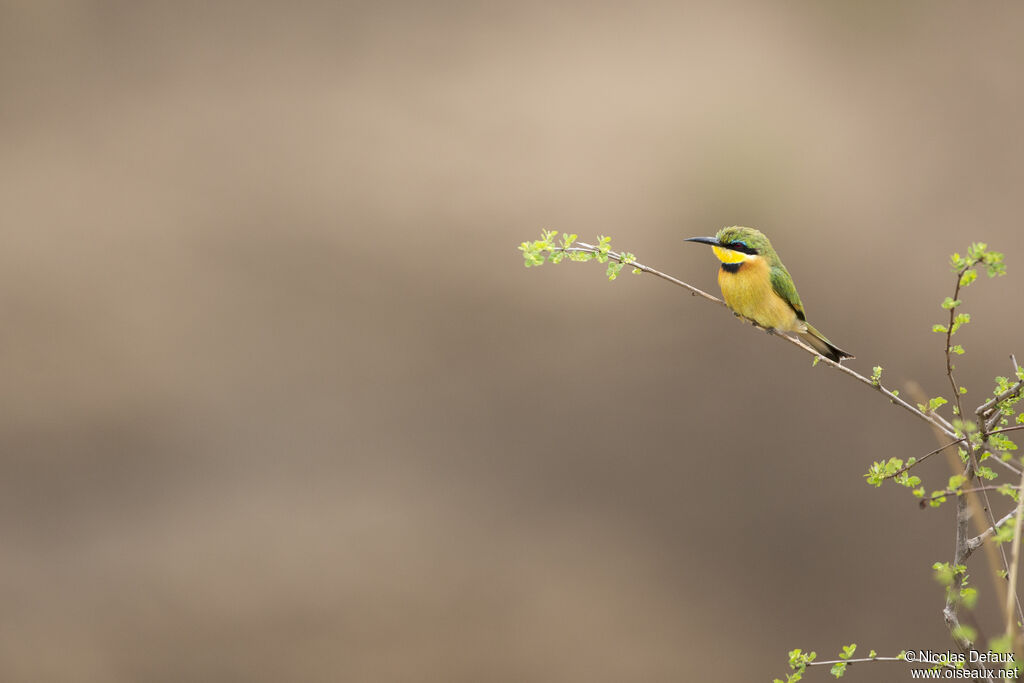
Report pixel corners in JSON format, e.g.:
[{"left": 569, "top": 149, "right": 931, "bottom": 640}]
[
  {"left": 920, "top": 485, "right": 1019, "bottom": 505},
  {"left": 945, "top": 268, "right": 969, "bottom": 425},
  {"left": 989, "top": 456, "right": 1024, "bottom": 477},
  {"left": 572, "top": 242, "right": 725, "bottom": 307},
  {"left": 883, "top": 437, "right": 967, "bottom": 480},
  {"left": 968, "top": 508, "right": 1020, "bottom": 558},
  {"left": 978, "top": 378, "right": 1024, "bottom": 418}
]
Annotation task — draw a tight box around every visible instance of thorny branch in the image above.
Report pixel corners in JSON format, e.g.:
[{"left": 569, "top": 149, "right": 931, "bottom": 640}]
[
  {"left": 967, "top": 508, "right": 1021, "bottom": 560},
  {"left": 560, "top": 241, "right": 958, "bottom": 438}
]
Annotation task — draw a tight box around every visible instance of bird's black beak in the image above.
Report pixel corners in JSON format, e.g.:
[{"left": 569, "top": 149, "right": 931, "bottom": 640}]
[{"left": 684, "top": 236, "right": 719, "bottom": 246}]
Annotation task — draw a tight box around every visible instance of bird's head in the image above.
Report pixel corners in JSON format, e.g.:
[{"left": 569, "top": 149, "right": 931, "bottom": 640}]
[{"left": 685, "top": 226, "right": 774, "bottom": 264}]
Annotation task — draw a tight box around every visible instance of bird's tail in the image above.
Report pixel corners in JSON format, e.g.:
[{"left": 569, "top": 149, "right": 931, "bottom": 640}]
[{"left": 799, "top": 323, "right": 854, "bottom": 362}]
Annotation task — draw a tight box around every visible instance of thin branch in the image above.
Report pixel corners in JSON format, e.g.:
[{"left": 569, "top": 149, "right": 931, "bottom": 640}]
[
  {"left": 558, "top": 242, "right": 958, "bottom": 438},
  {"left": 968, "top": 508, "right": 1020, "bottom": 558},
  {"left": 573, "top": 242, "right": 725, "bottom": 307},
  {"left": 978, "top": 378, "right": 1024, "bottom": 418},
  {"left": 945, "top": 269, "right": 969, "bottom": 426},
  {"left": 884, "top": 436, "right": 967, "bottom": 480},
  {"left": 989, "top": 453, "right": 1024, "bottom": 477},
  {"left": 920, "top": 485, "right": 1019, "bottom": 505}
]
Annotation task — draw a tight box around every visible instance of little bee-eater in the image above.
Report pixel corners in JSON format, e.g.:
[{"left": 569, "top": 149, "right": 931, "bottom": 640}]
[{"left": 686, "top": 226, "right": 853, "bottom": 362}]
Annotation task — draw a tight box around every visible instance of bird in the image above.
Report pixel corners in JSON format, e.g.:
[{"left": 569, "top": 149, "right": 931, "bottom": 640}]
[{"left": 685, "top": 226, "right": 853, "bottom": 362}]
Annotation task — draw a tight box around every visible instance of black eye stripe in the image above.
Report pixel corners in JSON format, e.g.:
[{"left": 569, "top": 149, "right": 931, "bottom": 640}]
[{"left": 728, "top": 242, "right": 757, "bottom": 255}]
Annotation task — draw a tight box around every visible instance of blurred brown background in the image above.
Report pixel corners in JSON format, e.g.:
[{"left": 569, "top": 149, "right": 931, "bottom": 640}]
[{"left": 2, "top": 1, "right": 1023, "bottom": 681}]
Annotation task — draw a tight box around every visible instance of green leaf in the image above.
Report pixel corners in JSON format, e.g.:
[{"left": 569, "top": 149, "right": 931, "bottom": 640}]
[
  {"left": 960, "top": 586, "right": 978, "bottom": 609},
  {"left": 933, "top": 324, "right": 949, "bottom": 334},
  {"left": 870, "top": 366, "right": 883, "bottom": 385},
  {"left": 606, "top": 260, "right": 624, "bottom": 280},
  {"left": 948, "top": 474, "right": 967, "bottom": 490},
  {"left": 994, "top": 524, "right": 1015, "bottom": 544},
  {"left": 933, "top": 562, "right": 955, "bottom": 586},
  {"left": 568, "top": 250, "right": 593, "bottom": 262},
  {"left": 830, "top": 662, "right": 847, "bottom": 678},
  {"left": 959, "top": 269, "right": 977, "bottom": 287},
  {"left": 967, "top": 242, "right": 987, "bottom": 260},
  {"left": 865, "top": 462, "right": 886, "bottom": 487},
  {"left": 951, "top": 312, "right": 971, "bottom": 333},
  {"left": 941, "top": 297, "right": 962, "bottom": 309},
  {"left": 991, "top": 433, "right": 1017, "bottom": 452},
  {"left": 977, "top": 465, "right": 997, "bottom": 480},
  {"left": 981, "top": 246, "right": 1006, "bottom": 276},
  {"left": 865, "top": 458, "right": 905, "bottom": 487},
  {"left": 896, "top": 473, "right": 921, "bottom": 488},
  {"left": 997, "top": 484, "right": 1019, "bottom": 502},
  {"left": 787, "top": 648, "right": 816, "bottom": 672},
  {"left": 918, "top": 396, "right": 948, "bottom": 413}
]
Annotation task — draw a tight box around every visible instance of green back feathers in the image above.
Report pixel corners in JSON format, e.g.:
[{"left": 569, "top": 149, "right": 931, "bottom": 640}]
[
  {"left": 769, "top": 263, "right": 805, "bottom": 321},
  {"left": 715, "top": 226, "right": 806, "bottom": 321}
]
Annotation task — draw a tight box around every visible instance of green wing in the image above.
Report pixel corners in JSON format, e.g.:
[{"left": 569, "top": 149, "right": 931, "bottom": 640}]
[{"left": 770, "top": 264, "right": 806, "bottom": 321}]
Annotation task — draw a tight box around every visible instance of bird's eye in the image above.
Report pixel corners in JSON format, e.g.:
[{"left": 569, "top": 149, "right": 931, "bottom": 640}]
[{"left": 730, "top": 241, "right": 756, "bottom": 254}]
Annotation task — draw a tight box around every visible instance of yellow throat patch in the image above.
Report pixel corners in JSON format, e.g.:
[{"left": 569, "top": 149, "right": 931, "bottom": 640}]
[{"left": 711, "top": 245, "right": 748, "bottom": 264}]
